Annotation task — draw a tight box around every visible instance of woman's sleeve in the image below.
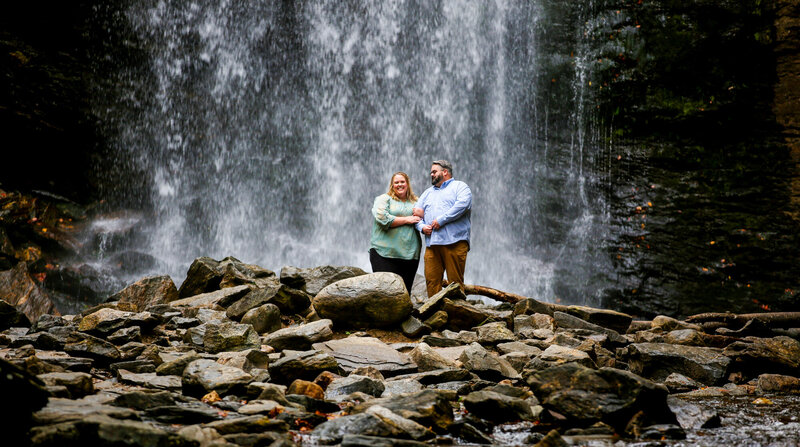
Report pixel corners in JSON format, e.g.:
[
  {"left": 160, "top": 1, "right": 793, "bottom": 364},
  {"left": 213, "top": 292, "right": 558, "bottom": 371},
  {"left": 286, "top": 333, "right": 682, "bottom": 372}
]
[{"left": 372, "top": 195, "right": 395, "bottom": 230}]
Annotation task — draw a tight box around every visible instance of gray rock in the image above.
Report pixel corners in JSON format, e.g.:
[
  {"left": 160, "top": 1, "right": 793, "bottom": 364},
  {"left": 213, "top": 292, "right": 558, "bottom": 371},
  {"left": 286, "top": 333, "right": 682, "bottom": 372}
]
[
  {"left": 340, "top": 434, "right": 429, "bottom": 447},
  {"left": 179, "top": 256, "right": 275, "bottom": 298},
  {"left": 381, "top": 378, "right": 425, "bottom": 397},
  {"left": 417, "top": 282, "right": 465, "bottom": 320},
  {"left": 442, "top": 299, "right": 497, "bottom": 331},
  {"left": 664, "top": 329, "right": 706, "bottom": 346},
  {"left": 280, "top": 265, "right": 368, "bottom": 296},
  {"left": 666, "top": 395, "right": 721, "bottom": 429},
  {"left": 107, "top": 326, "right": 142, "bottom": 345},
  {"left": 462, "top": 390, "right": 535, "bottom": 422},
  {"left": 408, "top": 342, "right": 459, "bottom": 372},
  {"left": 526, "top": 363, "right": 674, "bottom": 431},
  {"left": 37, "top": 371, "right": 93, "bottom": 398},
  {"left": 170, "top": 284, "right": 251, "bottom": 309},
  {"left": 268, "top": 350, "right": 341, "bottom": 385},
  {"left": 553, "top": 311, "right": 626, "bottom": 345},
  {"left": 313, "top": 272, "right": 413, "bottom": 328},
  {"left": 497, "top": 341, "right": 542, "bottom": 356},
  {"left": 365, "top": 405, "right": 435, "bottom": 440},
  {"left": 351, "top": 389, "right": 456, "bottom": 431},
  {"left": 185, "top": 321, "right": 260, "bottom": 353},
  {"left": 723, "top": 336, "right": 800, "bottom": 379},
  {"left": 111, "top": 390, "right": 177, "bottom": 410},
  {"left": 204, "top": 414, "right": 289, "bottom": 434},
  {"left": 651, "top": 315, "right": 702, "bottom": 332},
  {"left": 117, "top": 370, "right": 183, "bottom": 391},
  {"left": 475, "top": 321, "right": 516, "bottom": 344},
  {"left": 313, "top": 336, "right": 416, "bottom": 377},
  {"left": 626, "top": 343, "right": 731, "bottom": 385},
  {"left": 263, "top": 319, "right": 333, "bottom": 351},
  {"left": 458, "top": 342, "right": 520, "bottom": 380},
  {"left": 390, "top": 368, "right": 472, "bottom": 385},
  {"left": 756, "top": 373, "right": 800, "bottom": 394},
  {"left": 109, "top": 275, "right": 179, "bottom": 312},
  {"left": 64, "top": 332, "right": 121, "bottom": 364},
  {"left": 241, "top": 303, "right": 282, "bottom": 334},
  {"left": 217, "top": 349, "right": 271, "bottom": 372},
  {"left": 662, "top": 372, "right": 703, "bottom": 393},
  {"left": 535, "top": 344, "right": 595, "bottom": 368},
  {"left": 226, "top": 281, "right": 311, "bottom": 319},
  {"left": 311, "top": 412, "right": 407, "bottom": 444},
  {"left": 182, "top": 359, "right": 253, "bottom": 397},
  {"left": 326, "top": 375, "right": 386, "bottom": 401},
  {"left": 400, "top": 316, "right": 430, "bottom": 338},
  {"left": 77, "top": 308, "right": 157, "bottom": 335},
  {"left": 29, "top": 414, "right": 194, "bottom": 447},
  {"left": 156, "top": 351, "right": 201, "bottom": 376}
]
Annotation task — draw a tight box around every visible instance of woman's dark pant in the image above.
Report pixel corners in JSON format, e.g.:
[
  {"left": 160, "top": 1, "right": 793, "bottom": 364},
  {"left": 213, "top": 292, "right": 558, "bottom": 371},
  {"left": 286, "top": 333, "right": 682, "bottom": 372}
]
[{"left": 369, "top": 248, "right": 419, "bottom": 295}]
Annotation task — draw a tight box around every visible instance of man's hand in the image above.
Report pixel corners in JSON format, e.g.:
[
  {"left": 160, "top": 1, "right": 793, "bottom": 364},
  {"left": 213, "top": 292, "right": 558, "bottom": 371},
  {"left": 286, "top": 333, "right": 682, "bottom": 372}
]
[
  {"left": 431, "top": 219, "right": 440, "bottom": 230},
  {"left": 413, "top": 208, "right": 424, "bottom": 218},
  {"left": 422, "top": 224, "right": 432, "bottom": 236}
]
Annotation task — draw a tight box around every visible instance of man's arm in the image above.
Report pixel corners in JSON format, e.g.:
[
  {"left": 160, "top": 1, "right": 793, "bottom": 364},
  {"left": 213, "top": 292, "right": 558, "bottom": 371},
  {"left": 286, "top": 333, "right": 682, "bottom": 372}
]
[{"left": 413, "top": 191, "right": 429, "bottom": 232}]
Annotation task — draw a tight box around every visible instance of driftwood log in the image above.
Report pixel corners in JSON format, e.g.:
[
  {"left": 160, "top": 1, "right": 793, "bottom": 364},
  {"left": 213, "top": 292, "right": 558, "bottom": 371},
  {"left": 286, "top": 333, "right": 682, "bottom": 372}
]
[{"left": 686, "top": 311, "right": 800, "bottom": 328}]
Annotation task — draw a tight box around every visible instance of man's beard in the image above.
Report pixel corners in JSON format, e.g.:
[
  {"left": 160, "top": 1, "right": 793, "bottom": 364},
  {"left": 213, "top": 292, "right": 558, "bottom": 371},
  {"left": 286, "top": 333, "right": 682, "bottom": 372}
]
[{"left": 431, "top": 174, "right": 442, "bottom": 185}]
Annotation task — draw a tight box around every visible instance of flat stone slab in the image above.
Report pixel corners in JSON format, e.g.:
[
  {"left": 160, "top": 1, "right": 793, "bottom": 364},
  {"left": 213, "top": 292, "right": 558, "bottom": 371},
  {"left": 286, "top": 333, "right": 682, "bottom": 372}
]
[
  {"left": 312, "top": 336, "right": 417, "bottom": 377},
  {"left": 117, "top": 370, "right": 183, "bottom": 391}
]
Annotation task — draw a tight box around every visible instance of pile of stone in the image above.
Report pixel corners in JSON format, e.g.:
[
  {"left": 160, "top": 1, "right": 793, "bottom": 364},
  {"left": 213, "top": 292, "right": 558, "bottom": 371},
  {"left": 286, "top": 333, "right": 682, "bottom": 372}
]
[{"left": 2, "top": 255, "right": 800, "bottom": 446}]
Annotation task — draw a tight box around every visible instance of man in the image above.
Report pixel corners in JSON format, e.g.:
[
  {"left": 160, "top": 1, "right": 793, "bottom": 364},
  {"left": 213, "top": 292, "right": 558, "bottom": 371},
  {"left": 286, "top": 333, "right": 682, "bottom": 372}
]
[{"left": 414, "top": 160, "right": 472, "bottom": 298}]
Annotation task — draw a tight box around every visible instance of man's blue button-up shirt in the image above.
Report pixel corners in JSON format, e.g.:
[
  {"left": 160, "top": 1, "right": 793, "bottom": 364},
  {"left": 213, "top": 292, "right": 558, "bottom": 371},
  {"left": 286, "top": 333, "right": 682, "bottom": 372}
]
[{"left": 414, "top": 178, "right": 472, "bottom": 248}]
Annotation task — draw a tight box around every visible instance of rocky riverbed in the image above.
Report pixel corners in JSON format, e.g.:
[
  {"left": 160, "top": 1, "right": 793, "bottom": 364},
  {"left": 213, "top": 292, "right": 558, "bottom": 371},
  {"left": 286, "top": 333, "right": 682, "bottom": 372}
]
[{"left": 2, "top": 255, "right": 800, "bottom": 447}]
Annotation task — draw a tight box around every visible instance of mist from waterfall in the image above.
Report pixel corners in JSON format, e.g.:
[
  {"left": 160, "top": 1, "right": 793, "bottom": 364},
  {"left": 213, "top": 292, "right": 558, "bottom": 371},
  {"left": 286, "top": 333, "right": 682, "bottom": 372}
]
[{"left": 96, "top": 0, "right": 611, "bottom": 304}]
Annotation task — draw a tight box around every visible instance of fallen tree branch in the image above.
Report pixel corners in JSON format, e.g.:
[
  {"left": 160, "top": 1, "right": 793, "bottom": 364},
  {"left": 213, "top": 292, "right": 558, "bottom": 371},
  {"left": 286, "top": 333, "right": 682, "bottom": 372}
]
[
  {"left": 462, "top": 283, "right": 528, "bottom": 304},
  {"left": 686, "top": 311, "right": 800, "bottom": 328}
]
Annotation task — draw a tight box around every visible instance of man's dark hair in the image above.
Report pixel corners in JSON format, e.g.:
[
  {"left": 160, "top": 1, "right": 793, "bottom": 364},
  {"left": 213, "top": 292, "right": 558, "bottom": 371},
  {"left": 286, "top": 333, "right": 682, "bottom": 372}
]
[{"left": 432, "top": 159, "right": 453, "bottom": 175}]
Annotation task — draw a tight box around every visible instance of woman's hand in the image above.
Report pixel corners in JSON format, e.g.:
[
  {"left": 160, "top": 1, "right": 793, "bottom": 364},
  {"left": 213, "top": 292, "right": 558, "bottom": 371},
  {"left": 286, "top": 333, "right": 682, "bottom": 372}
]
[{"left": 405, "top": 215, "right": 421, "bottom": 225}]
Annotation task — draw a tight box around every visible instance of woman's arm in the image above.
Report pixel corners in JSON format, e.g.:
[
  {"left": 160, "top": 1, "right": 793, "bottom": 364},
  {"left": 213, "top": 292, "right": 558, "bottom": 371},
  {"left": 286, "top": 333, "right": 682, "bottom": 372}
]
[{"left": 390, "top": 215, "right": 421, "bottom": 227}]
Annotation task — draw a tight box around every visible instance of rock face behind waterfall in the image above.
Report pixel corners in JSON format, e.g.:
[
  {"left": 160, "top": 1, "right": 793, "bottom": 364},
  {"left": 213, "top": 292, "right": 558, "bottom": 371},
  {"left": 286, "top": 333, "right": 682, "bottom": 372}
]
[{"left": 312, "top": 272, "right": 413, "bottom": 328}]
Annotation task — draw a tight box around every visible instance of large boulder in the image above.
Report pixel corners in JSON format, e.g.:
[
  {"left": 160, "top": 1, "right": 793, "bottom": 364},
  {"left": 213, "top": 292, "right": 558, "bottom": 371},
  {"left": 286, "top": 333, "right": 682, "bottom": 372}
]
[
  {"left": 178, "top": 256, "right": 275, "bottom": 298},
  {"left": 280, "top": 265, "right": 368, "bottom": 296},
  {"left": 722, "top": 336, "right": 800, "bottom": 379},
  {"left": 626, "top": 343, "right": 731, "bottom": 385},
  {"left": 225, "top": 281, "right": 310, "bottom": 318},
  {"left": 108, "top": 275, "right": 179, "bottom": 311},
  {"left": 526, "top": 362, "right": 675, "bottom": 431},
  {"left": 312, "top": 272, "right": 412, "bottom": 328}
]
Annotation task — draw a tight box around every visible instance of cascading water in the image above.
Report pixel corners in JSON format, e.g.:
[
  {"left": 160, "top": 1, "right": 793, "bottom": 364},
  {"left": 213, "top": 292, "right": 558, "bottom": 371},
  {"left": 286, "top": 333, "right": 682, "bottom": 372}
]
[{"left": 95, "top": 0, "right": 611, "bottom": 304}]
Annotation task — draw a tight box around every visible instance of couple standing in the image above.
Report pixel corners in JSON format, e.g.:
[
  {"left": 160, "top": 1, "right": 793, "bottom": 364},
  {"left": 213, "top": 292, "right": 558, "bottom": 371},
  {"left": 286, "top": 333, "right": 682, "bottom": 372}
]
[{"left": 369, "top": 160, "right": 472, "bottom": 298}]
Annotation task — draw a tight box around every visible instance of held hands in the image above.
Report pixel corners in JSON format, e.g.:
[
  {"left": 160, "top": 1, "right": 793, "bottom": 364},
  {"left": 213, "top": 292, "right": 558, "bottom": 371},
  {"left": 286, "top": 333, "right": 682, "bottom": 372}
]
[
  {"left": 421, "top": 224, "right": 432, "bottom": 236},
  {"left": 431, "top": 219, "right": 440, "bottom": 230}
]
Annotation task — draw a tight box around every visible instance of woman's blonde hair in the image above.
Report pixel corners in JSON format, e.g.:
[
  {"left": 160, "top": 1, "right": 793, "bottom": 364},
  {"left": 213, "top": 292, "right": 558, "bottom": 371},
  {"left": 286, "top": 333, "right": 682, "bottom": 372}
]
[{"left": 387, "top": 171, "right": 417, "bottom": 202}]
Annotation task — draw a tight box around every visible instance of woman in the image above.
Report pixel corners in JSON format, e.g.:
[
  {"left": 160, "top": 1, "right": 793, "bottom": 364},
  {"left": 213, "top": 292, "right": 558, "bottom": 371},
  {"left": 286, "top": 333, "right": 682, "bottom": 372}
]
[{"left": 370, "top": 172, "right": 422, "bottom": 294}]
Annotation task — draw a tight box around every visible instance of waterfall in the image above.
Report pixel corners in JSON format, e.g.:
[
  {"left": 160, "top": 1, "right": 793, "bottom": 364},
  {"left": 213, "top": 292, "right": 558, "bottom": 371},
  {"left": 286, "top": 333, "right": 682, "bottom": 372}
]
[{"left": 95, "top": 0, "right": 610, "bottom": 304}]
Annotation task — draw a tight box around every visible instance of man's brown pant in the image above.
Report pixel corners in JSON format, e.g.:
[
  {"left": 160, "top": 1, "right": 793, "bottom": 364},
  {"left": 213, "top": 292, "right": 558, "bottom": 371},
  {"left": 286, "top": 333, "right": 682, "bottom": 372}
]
[{"left": 424, "top": 240, "right": 469, "bottom": 298}]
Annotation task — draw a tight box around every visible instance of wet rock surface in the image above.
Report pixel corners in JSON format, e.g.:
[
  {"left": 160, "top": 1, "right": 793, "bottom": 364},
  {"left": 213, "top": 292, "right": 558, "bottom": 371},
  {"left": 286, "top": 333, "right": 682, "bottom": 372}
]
[{"left": 1, "top": 256, "right": 799, "bottom": 446}]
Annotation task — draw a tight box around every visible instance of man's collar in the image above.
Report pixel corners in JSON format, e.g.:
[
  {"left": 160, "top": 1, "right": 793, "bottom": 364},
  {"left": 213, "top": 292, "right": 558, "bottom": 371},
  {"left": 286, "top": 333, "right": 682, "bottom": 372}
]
[{"left": 435, "top": 178, "right": 454, "bottom": 189}]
